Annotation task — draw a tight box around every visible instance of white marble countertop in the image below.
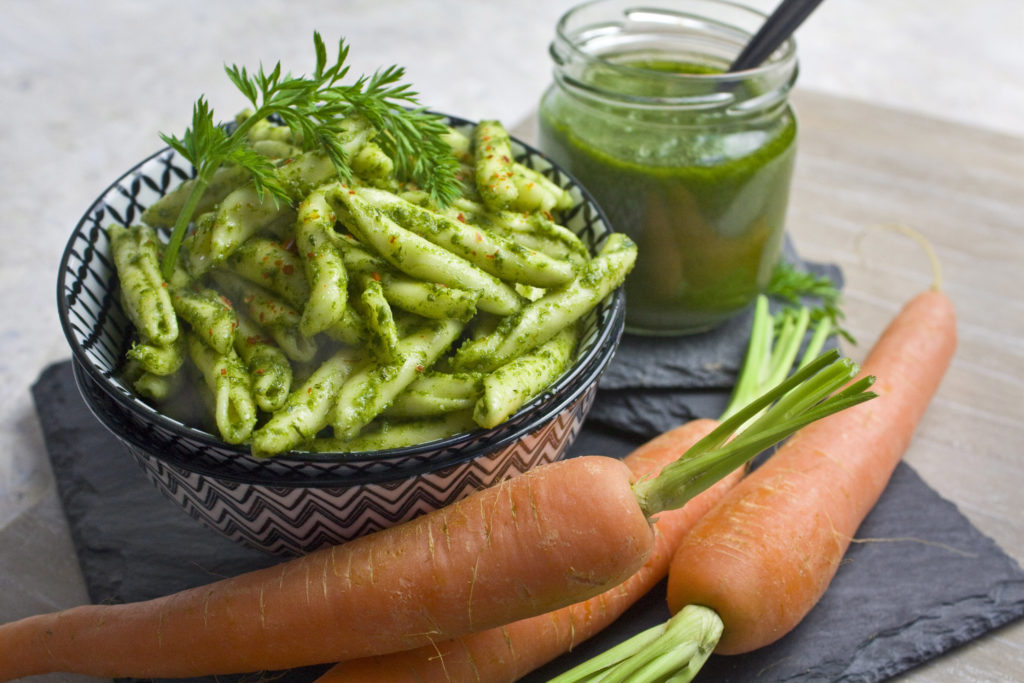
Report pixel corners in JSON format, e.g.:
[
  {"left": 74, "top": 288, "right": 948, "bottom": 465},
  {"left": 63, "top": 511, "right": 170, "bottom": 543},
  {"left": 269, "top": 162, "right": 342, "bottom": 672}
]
[{"left": 2, "top": 1, "right": 1023, "bottom": 681}]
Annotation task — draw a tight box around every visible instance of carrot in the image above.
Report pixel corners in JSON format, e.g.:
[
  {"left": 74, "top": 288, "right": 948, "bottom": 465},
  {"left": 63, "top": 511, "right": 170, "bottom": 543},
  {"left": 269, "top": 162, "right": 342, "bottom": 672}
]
[
  {"left": 665, "top": 289, "right": 956, "bottom": 655},
  {"left": 316, "top": 418, "right": 741, "bottom": 682},
  {"left": 0, "top": 351, "right": 870, "bottom": 680},
  {"left": 549, "top": 279, "right": 956, "bottom": 680}
]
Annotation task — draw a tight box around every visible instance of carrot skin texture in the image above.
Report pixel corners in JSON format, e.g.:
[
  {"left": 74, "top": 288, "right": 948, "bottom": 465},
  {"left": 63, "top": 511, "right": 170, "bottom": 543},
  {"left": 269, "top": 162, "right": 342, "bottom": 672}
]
[
  {"left": 0, "top": 456, "right": 653, "bottom": 679},
  {"left": 320, "top": 419, "right": 741, "bottom": 682},
  {"left": 667, "top": 290, "right": 957, "bottom": 655}
]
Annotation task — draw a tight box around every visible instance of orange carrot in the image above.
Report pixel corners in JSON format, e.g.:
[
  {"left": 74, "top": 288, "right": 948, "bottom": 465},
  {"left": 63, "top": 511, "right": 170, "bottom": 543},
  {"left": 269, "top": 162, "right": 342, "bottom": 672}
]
[
  {"left": 666, "top": 289, "right": 957, "bottom": 655},
  {"left": 1, "top": 457, "right": 646, "bottom": 679},
  {"left": 317, "top": 418, "right": 741, "bottom": 682},
  {"left": 0, "top": 351, "right": 868, "bottom": 680}
]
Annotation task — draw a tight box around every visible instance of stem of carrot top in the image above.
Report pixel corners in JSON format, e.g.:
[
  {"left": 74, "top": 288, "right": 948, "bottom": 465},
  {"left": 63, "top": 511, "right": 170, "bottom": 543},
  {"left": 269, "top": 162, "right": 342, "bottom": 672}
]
[
  {"left": 632, "top": 350, "right": 876, "bottom": 519},
  {"left": 548, "top": 605, "right": 723, "bottom": 683}
]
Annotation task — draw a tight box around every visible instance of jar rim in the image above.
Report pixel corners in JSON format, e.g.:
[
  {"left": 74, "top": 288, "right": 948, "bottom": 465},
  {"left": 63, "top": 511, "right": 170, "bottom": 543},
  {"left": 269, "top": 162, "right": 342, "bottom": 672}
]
[{"left": 552, "top": 0, "right": 798, "bottom": 97}]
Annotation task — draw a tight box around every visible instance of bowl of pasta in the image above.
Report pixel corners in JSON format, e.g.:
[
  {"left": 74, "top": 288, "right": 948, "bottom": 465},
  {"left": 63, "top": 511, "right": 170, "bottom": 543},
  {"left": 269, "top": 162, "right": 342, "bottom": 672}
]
[{"left": 58, "top": 110, "right": 631, "bottom": 556}]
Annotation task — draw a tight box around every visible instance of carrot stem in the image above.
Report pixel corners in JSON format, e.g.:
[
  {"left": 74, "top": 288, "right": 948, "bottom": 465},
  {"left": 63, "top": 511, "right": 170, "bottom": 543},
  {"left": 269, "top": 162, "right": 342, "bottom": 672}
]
[
  {"left": 721, "top": 295, "right": 773, "bottom": 420},
  {"left": 798, "top": 314, "right": 832, "bottom": 369},
  {"left": 548, "top": 605, "right": 722, "bottom": 683},
  {"left": 765, "top": 306, "right": 810, "bottom": 388},
  {"left": 633, "top": 350, "right": 876, "bottom": 518}
]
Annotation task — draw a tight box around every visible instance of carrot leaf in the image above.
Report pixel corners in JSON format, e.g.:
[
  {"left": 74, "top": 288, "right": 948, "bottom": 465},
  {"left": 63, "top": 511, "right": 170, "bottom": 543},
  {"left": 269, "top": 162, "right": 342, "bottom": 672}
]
[{"left": 767, "top": 260, "right": 854, "bottom": 344}]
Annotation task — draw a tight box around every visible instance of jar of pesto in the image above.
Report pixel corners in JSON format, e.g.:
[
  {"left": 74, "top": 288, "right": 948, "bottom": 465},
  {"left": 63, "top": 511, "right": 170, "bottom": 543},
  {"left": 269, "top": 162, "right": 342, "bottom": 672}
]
[{"left": 539, "top": 0, "right": 798, "bottom": 335}]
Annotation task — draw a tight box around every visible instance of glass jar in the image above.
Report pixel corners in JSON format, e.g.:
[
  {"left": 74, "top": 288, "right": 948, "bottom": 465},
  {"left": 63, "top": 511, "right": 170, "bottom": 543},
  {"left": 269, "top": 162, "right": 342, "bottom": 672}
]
[{"left": 538, "top": 0, "right": 798, "bottom": 335}]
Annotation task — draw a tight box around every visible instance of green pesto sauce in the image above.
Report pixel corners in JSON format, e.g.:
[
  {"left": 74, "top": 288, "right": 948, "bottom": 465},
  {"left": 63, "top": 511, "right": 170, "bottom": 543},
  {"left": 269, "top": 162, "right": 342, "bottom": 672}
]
[{"left": 539, "top": 59, "right": 796, "bottom": 334}]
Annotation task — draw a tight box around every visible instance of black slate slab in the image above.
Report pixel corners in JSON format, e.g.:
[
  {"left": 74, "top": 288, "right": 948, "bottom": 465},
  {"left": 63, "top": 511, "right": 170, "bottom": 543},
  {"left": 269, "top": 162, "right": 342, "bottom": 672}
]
[{"left": 31, "top": 359, "right": 1024, "bottom": 682}]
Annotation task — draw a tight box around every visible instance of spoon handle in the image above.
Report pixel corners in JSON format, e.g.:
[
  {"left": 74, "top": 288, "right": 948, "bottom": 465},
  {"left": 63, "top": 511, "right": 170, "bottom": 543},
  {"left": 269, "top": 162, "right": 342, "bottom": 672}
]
[{"left": 729, "top": 0, "right": 827, "bottom": 72}]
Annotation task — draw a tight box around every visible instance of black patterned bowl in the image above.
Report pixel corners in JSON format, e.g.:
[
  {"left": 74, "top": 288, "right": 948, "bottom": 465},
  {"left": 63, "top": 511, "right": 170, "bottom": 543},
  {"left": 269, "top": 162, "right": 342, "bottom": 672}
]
[{"left": 57, "top": 114, "right": 625, "bottom": 556}]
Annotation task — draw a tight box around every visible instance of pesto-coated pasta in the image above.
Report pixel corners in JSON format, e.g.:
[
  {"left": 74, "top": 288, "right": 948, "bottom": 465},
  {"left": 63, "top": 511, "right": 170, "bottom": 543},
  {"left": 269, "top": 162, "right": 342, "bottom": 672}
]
[
  {"left": 227, "top": 236, "right": 309, "bottom": 309},
  {"left": 126, "top": 334, "right": 185, "bottom": 377},
  {"left": 201, "top": 183, "right": 296, "bottom": 270},
  {"left": 233, "top": 313, "right": 293, "bottom": 413},
  {"left": 326, "top": 183, "right": 523, "bottom": 315},
  {"left": 303, "top": 410, "right": 479, "bottom": 453},
  {"left": 186, "top": 332, "right": 257, "bottom": 445},
  {"left": 358, "top": 275, "right": 400, "bottom": 362},
  {"left": 473, "top": 325, "right": 577, "bottom": 428},
  {"left": 453, "top": 233, "right": 636, "bottom": 373},
  {"left": 383, "top": 372, "right": 482, "bottom": 419},
  {"left": 108, "top": 111, "right": 633, "bottom": 457},
  {"left": 140, "top": 164, "right": 251, "bottom": 230},
  {"left": 510, "top": 161, "right": 574, "bottom": 213},
  {"left": 250, "top": 347, "right": 364, "bottom": 458},
  {"left": 330, "top": 318, "right": 464, "bottom": 439},
  {"left": 473, "top": 119, "right": 519, "bottom": 210},
  {"left": 333, "top": 233, "right": 480, "bottom": 321},
  {"left": 109, "top": 224, "right": 179, "bottom": 347},
  {"left": 169, "top": 284, "right": 237, "bottom": 356},
  {"left": 357, "top": 186, "right": 576, "bottom": 288},
  {"left": 295, "top": 190, "right": 349, "bottom": 336}
]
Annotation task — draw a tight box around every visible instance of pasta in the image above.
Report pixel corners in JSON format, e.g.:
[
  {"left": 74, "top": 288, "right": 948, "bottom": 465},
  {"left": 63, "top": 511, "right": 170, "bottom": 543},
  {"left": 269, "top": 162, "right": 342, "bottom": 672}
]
[{"left": 110, "top": 116, "right": 636, "bottom": 457}]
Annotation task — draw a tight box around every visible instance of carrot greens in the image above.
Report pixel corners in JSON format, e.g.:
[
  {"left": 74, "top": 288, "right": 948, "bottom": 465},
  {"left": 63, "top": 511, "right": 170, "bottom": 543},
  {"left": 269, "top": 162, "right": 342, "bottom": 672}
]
[
  {"left": 548, "top": 605, "right": 721, "bottom": 683},
  {"left": 159, "top": 32, "right": 461, "bottom": 279},
  {"left": 767, "top": 260, "right": 853, "bottom": 343},
  {"left": 722, "top": 294, "right": 830, "bottom": 422},
  {"left": 632, "top": 348, "right": 875, "bottom": 518}
]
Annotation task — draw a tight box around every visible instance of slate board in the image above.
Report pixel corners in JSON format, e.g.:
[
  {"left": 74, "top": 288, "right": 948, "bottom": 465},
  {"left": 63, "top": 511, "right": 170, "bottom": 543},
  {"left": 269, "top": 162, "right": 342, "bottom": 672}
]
[{"left": 29, "top": 247, "right": 1024, "bottom": 680}]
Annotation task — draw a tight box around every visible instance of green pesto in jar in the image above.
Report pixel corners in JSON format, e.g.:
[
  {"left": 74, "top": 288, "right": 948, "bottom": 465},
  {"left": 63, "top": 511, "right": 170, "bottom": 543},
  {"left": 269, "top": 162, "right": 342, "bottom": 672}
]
[{"left": 539, "top": 56, "right": 796, "bottom": 334}]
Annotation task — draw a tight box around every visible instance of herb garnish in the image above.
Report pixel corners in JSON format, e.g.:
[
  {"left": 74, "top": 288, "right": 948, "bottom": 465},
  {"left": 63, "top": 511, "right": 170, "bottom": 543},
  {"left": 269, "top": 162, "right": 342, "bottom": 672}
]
[
  {"left": 767, "top": 260, "right": 854, "bottom": 343},
  {"left": 159, "top": 32, "right": 461, "bottom": 279}
]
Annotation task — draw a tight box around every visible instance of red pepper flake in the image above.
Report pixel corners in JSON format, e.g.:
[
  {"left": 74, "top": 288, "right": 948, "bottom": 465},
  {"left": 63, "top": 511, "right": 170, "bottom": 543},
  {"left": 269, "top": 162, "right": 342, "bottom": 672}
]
[
  {"left": 371, "top": 271, "right": 381, "bottom": 282},
  {"left": 486, "top": 253, "right": 496, "bottom": 260},
  {"left": 220, "top": 368, "right": 227, "bottom": 375},
  {"left": 415, "top": 364, "right": 425, "bottom": 373},
  {"left": 389, "top": 235, "right": 397, "bottom": 244},
  {"left": 307, "top": 252, "right": 316, "bottom": 259},
  {"left": 256, "top": 368, "right": 265, "bottom": 374},
  {"left": 502, "top": 155, "right": 511, "bottom": 163},
  {"left": 246, "top": 335, "right": 261, "bottom": 345},
  {"left": 161, "top": 282, "right": 168, "bottom": 288},
  {"left": 543, "top": 210, "right": 554, "bottom": 221},
  {"left": 274, "top": 259, "right": 283, "bottom": 268},
  {"left": 282, "top": 264, "right": 294, "bottom": 275},
  {"left": 457, "top": 213, "right": 466, "bottom": 223},
  {"left": 307, "top": 387, "right": 313, "bottom": 394}
]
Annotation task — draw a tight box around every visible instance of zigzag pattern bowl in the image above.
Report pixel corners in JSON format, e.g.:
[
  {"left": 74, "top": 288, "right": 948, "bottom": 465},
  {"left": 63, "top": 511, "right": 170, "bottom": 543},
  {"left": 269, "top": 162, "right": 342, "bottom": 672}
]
[{"left": 59, "top": 113, "right": 625, "bottom": 555}]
